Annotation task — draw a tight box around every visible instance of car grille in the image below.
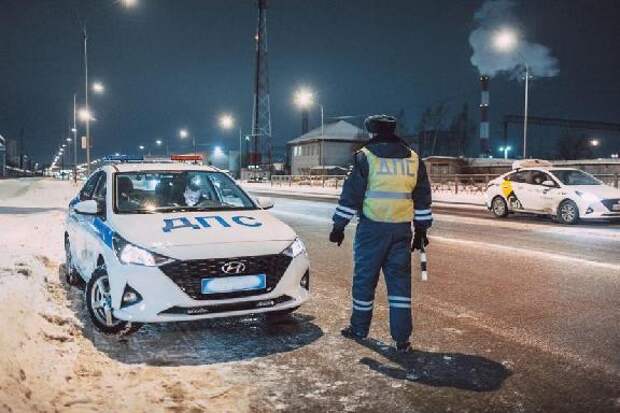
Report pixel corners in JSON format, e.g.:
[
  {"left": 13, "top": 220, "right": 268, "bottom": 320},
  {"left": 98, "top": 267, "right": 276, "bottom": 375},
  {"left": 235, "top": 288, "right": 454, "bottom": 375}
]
[
  {"left": 600, "top": 199, "right": 620, "bottom": 212},
  {"left": 159, "top": 254, "right": 293, "bottom": 300}
]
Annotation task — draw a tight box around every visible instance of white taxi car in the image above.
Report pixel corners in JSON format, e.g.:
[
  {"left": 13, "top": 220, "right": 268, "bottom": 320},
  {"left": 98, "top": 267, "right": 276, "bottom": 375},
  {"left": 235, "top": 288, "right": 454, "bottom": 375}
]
[
  {"left": 64, "top": 158, "right": 310, "bottom": 335},
  {"left": 485, "top": 160, "right": 620, "bottom": 224}
]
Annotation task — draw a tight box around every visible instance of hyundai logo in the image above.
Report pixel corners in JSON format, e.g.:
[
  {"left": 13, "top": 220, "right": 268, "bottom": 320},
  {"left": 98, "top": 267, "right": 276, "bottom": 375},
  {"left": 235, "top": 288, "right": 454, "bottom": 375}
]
[{"left": 221, "top": 261, "right": 246, "bottom": 274}]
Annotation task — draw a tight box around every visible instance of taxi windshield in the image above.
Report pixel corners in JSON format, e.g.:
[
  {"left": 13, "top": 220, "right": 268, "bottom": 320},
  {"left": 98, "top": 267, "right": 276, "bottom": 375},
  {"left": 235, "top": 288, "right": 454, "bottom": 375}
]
[
  {"left": 115, "top": 171, "right": 256, "bottom": 213},
  {"left": 550, "top": 170, "right": 602, "bottom": 186}
]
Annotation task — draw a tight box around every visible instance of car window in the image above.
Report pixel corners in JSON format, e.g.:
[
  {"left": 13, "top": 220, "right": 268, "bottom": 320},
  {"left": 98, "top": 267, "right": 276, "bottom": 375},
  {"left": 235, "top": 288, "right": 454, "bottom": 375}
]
[
  {"left": 550, "top": 170, "right": 602, "bottom": 186},
  {"left": 93, "top": 173, "right": 107, "bottom": 201},
  {"left": 508, "top": 171, "right": 530, "bottom": 183},
  {"left": 80, "top": 172, "right": 103, "bottom": 200},
  {"left": 529, "top": 171, "right": 553, "bottom": 186},
  {"left": 114, "top": 171, "right": 257, "bottom": 213}
]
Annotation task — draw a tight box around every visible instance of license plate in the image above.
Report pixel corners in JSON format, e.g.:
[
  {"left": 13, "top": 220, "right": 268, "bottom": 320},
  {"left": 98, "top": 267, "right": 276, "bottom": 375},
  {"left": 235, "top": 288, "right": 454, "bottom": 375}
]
[
  {"left": 613, "top": 204, "right": 620, "bottom": 211},
  {"left": 201, "top": 274, "right": 266, "bottom": 295}
]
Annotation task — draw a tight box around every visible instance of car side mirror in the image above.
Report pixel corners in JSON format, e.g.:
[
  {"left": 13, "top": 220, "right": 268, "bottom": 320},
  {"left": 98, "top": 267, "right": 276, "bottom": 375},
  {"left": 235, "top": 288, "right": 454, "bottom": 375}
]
[
  {"left": 256, "top": 196, "right": 274, "bottom": 210},
  {"left": 74, "top": 199, "right": 101, "bottom": 215},
  {"left": 542, "top": 180, "right": 556, "bottom": 188}
]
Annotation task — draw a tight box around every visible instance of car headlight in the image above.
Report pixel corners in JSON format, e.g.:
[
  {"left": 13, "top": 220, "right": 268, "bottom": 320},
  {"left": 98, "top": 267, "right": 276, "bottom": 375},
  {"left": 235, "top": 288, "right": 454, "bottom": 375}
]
[
  {"left": 575, "top": 191, "right": 600, "bottom": 203},
  {"left": 283, "top": 238, "right": 307, "bottom": 258},
  {"left": 112, "top": 234, "right": 173, "bottom": 266}
]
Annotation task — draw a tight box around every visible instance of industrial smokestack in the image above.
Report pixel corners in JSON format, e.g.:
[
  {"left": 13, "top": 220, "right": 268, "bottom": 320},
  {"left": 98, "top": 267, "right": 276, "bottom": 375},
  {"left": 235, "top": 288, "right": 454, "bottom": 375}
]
[{"left": 480, "top": 75, "right": 490, "bottom": 156}]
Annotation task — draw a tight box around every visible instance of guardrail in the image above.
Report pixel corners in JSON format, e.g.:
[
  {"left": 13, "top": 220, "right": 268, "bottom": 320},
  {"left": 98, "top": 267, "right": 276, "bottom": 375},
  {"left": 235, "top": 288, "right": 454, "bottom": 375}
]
[
  {"left": 270, "top": 175, "right": 347, "bottom": 188},
  {"left": 262, "top": 172, "right": 619, "bottom": 193}
]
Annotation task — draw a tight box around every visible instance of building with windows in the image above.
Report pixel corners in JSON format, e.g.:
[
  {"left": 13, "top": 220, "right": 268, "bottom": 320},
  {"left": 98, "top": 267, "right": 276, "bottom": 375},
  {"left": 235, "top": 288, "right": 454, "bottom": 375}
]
[{"left": 287, "top": 120, "right": 369, "bottom": 175}]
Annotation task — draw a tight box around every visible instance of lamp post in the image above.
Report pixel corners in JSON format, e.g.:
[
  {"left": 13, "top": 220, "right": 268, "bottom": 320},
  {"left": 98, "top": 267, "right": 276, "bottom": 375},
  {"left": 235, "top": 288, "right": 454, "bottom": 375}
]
[
  {"left": 179, "top": 128, "right": 196, "bottom": 156},
  {"left": 218, "top": 114, "right": 244, "bottom": 177},
  {"left": 493, "top": 28, "right": 530, "bottom": 159},
  {"left": 294, "top": 87, "right": 325, "bottom": 181},
  {"left": 499, "top": 145, "right": 512, "bottom": 160},
  {"left": 72, "top": 94, "right": 78, "bottom": 183},
  {"left": 155, "top": 139, "right": 168, "bottom": 156}
]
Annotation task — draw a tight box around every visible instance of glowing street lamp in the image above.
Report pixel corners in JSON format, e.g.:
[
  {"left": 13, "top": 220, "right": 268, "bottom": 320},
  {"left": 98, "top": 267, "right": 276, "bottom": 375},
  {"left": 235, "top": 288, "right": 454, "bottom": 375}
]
[
  {"left": 293, "top": 86, "right": 325, "bottom": 179},
  {"left": 499, "top": 145, "right": 512, "bottom": 159},
  {"left": 92, "top": 81, "right": 105, "bottom": 94},
  {"left": 219, "top": 114, "right": 245, "bottom": 173},
  {"left": 492, "top": 28, "right": 530, "bottom": 159},
  {"left": 120, "top": 0, "right": 138, "bottom": 7},
  {"left": 138, "top": 145, "right": 145, "bottom": 151},
  {"left": 78, "top": 108, "right": 94, "bottom": 122},
  {"left": 179, "top": 128, "right": 196, "bottom": 155},
  {"left": 590, "top": 138, "right": 600, "bottom": 147}
]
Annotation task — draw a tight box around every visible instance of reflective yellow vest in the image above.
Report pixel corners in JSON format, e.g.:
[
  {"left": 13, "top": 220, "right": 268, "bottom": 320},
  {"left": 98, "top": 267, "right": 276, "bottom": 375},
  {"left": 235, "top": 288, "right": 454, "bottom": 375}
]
[{"left": 361, "top": 147, "right": 419, "bottom": 223}]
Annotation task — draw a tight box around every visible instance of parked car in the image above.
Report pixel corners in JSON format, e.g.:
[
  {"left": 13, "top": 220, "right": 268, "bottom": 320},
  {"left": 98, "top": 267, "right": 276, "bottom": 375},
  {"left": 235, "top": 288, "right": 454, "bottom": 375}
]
[
  {"left": 485, "top": 160, "right": 620, "bottom": 224},
  {"left": 65, "top": 160, "right": 310, "bottom": 335}
]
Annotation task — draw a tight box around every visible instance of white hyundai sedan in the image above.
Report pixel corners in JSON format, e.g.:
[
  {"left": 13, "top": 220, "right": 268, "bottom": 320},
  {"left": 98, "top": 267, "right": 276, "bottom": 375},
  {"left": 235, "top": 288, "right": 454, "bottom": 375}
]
[
  {"left": 485, "top": 161, "right": 620, "bottom": 224},
  {"left": 65, "top": 160, "right": 309, "bottom": 335}
]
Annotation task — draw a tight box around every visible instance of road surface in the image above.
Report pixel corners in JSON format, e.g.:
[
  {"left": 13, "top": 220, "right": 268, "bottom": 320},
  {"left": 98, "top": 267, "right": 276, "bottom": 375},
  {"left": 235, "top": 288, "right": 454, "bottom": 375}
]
[{"left": 1, "top": 179, "right": 618, "bottom": 413}]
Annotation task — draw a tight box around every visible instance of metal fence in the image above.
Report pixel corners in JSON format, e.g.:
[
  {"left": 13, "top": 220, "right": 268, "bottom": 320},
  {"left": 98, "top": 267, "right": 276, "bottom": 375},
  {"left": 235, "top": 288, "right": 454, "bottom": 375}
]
[
  {"left": 270, "top": 175, "right": 347, "bottom": 188},
  {"left": 265, "top": 172, "right": 620, "bottom": 193}
]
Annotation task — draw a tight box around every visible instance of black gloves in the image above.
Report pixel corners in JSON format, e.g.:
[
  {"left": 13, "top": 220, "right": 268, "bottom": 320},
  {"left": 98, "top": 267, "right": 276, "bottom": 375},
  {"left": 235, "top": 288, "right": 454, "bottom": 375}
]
[
  {"left": 411, "top": 229, "right": 429, "bottom": 251},
  {"left": 329, "top": 226, "right": 345, "bottom": 246}
]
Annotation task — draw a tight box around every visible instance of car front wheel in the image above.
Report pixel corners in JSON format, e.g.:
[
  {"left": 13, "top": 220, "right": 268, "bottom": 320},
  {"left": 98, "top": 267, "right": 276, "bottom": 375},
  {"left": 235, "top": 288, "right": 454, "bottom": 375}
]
[
  {"left": 85, "top": 266, "right": 141, "bottom": 336},
  {"left": 64, "top": 237, "right": 82, "bottom": 287},
  {"left": 491, "top": 196, "right": 509, "bottom": 218},
  {"left": 557, "top": 200, "right": 580, "bottom": 225}
]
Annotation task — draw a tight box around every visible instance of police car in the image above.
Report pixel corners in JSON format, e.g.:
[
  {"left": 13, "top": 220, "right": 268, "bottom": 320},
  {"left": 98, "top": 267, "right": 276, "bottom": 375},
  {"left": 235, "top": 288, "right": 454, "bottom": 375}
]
[
  {"left": 64, "top": 156, "right": 310, "bottom": 335},
  {"left": 485, "top": 160, "right": 620, "bottom": 224}
]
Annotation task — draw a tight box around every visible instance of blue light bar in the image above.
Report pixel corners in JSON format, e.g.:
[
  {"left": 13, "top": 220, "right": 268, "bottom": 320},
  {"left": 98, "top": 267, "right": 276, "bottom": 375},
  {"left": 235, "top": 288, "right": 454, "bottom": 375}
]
[{"left": 102, "top": 154, "right": 144, "bottom": 162}]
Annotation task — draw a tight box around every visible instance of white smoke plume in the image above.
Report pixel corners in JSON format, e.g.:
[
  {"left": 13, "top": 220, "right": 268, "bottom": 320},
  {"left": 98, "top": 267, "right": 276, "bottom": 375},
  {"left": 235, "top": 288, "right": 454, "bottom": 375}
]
[{"left": 469, "top": 0, "right": 559, "bottom": 78}]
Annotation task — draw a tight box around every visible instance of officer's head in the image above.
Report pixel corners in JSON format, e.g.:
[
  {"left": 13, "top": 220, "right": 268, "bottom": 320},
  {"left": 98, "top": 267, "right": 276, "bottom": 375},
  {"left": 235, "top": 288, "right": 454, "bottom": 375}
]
[{"left": 364, "top": 114, "right": 397, "bottom": 137}]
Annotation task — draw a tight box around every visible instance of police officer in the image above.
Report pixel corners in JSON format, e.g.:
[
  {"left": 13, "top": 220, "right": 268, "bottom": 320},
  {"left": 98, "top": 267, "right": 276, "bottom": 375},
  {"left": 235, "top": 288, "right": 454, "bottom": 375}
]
[{"left": 329, "top": 114, "right": 432, "bottom": 352}]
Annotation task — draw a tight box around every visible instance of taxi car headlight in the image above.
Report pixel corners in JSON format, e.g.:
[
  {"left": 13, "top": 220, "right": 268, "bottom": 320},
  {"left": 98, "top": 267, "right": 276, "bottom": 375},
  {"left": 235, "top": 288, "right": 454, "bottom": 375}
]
[
  {"left": 283, "top": 238, "right": 307, "bottom": 258},
  {"left": 112, "top": 234, "right": 173, "bottom": 267}
]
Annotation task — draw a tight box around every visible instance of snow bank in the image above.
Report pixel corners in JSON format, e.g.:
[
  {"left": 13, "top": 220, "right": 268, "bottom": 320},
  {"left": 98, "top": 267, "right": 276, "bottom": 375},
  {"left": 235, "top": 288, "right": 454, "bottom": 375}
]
[{"left": 0, "top": 178, "right": 252, "bottom": 412}]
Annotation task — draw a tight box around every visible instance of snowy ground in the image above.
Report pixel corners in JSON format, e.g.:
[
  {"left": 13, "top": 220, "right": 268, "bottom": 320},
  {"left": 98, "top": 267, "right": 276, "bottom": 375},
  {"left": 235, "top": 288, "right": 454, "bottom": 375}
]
[
  {"left": 242, "top": 181, "right": 486, "bottom": 206},
  {"left": 1, "top": 178, "right": 619, "bottom": 412}
]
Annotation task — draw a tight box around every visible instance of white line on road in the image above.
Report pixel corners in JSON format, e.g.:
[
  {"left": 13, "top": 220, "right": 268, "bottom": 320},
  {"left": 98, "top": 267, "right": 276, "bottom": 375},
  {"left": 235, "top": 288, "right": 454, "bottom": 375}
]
[{"left": 432, "top": 235, "right": 620, "bottom": 271}]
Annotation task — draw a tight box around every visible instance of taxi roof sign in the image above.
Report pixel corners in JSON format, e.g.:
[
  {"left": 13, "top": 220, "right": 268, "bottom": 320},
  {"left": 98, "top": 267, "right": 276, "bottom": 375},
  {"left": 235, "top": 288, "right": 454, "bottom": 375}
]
[{"left": 512, "top": 159, "right": 552, "bottom": 170}]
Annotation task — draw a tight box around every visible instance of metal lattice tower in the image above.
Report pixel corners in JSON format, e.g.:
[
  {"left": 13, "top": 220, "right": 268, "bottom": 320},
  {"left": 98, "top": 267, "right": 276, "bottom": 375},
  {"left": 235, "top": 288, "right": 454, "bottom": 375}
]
[{"left": 250, "top": 0, "right": 272, "bottom": 173}]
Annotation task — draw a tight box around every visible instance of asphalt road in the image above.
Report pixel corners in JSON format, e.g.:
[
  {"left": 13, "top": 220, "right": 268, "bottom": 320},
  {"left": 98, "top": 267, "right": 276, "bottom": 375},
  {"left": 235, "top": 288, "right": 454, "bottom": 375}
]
[{"left": 237, "top": 195, "right": 620, "bottom": 412}]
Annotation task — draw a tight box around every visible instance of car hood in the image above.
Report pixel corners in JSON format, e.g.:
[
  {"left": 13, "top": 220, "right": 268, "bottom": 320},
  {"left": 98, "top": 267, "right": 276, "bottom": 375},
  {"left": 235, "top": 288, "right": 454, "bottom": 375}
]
[
  {"left": 111, "top": 209, "right": 297, "bottom": 252},
  {"left": 569, "top": 185, "right": 620, "bottom": 199}
]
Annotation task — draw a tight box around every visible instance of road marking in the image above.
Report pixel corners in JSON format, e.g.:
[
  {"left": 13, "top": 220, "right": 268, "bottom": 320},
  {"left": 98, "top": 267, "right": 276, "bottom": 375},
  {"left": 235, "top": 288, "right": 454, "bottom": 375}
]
[{"left": 431, "top": 235, "right": 620, "bottom": 271}]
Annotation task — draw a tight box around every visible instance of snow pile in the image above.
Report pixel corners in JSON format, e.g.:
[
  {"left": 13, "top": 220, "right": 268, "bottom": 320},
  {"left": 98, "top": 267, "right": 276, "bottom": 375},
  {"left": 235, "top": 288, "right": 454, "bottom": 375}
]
[{"left": 0, "top": 178, "right": 252, "bottom": 412}]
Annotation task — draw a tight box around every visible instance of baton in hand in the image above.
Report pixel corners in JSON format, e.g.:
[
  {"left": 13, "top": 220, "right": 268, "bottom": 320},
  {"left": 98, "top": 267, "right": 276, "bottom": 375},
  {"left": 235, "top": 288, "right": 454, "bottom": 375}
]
[{"left": 420, "top": 242, "right": 428, "bottom": 281}]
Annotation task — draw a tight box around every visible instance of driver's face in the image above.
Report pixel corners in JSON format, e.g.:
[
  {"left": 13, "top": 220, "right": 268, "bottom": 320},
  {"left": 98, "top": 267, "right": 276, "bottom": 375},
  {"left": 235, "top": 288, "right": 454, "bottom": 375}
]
[{"left": 184, "top": 186, "right": 202, "bottom": 206}]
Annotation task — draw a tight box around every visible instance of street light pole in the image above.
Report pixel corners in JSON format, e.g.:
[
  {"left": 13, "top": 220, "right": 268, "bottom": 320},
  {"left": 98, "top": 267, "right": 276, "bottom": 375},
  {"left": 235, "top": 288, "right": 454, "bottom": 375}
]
[
  {"left": 83, "top": 27, "right": 90, "bottom": 174},
  {"left": 523, "top": 63, "right": 529, "bottom": 159},
  {"left": 72, "top": 94, "right": 78, "bottom": 183}
]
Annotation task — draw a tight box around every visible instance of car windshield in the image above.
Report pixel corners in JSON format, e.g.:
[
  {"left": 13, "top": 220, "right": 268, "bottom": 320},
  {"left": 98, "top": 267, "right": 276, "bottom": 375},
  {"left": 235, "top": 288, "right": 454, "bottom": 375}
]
[
  {"left": 550, "top": 170, "right": 602, "bottom": 186},
  {"left": 115, "top": 171, "right": 256, "bottom": 213}
]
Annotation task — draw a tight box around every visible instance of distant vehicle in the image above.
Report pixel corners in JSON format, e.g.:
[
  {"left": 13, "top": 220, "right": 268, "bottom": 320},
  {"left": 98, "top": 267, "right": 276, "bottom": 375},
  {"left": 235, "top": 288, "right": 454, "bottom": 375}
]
[
  {"left": 485, "top": 160, "right": 620, "bottom": 224},
  {"left": 64, "top": 157, "right": 310, "bottom": 335}
]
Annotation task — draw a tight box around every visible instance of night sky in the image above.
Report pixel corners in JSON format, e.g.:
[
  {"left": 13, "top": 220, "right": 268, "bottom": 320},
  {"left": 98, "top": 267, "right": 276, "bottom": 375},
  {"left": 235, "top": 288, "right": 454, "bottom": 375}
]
[{"left": 2, "top": 0, "right": 620, "bottom": 165}]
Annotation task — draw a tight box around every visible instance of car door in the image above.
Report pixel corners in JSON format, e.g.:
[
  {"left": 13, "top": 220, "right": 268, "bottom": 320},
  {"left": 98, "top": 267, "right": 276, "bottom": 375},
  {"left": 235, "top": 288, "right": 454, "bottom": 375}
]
[
  {"left": 504, "top": 170, "right": 530, "bottom": 210},
  {"left": 72, "top": 171, "right": 104, "bottom": 275},
  {"left": 527, "top": 170, "right": 558, "bottom": 212}
]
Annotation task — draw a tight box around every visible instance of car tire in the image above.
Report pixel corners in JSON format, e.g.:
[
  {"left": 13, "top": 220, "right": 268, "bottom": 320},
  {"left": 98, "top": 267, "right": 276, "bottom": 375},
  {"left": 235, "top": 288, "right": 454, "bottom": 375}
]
[
  {"left": 557, "top": 200, "right": 580, "bottom": 225},
  {"left": 85, "top": 266, "right": 142, "bottom": 336},
  {"left": 491, "top": 196, "right": 509, "bottom": 218},
  {"left": 64, "top": 237, "right": 83, "bottom": 287},
  {"left": 264, "top": 306, "right": 300, "bottom": 324}
]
